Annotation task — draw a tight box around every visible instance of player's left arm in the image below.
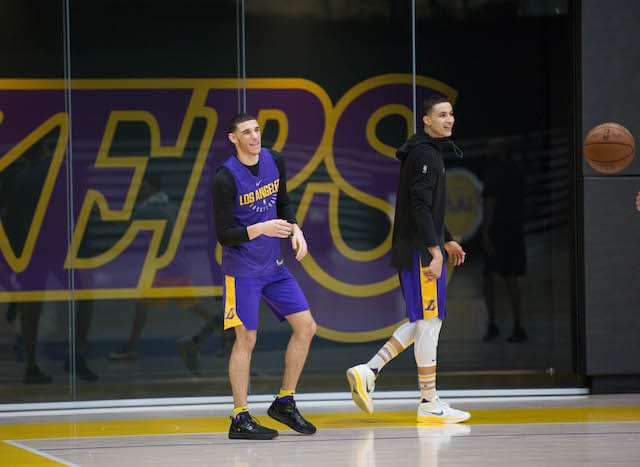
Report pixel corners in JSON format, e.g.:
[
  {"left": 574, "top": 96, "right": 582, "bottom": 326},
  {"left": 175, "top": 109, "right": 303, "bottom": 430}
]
[{"left": 290, "top": 223, "right": 308, "bottom": 261}]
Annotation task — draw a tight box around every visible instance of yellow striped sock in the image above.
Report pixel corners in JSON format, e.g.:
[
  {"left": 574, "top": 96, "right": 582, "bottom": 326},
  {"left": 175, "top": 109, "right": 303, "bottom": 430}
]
[
  {"left": 367, "top": 342, "right": 400, "bottom": 373},
  {"left": 419, "top": 373, "right": 436, "bottom": 401}
]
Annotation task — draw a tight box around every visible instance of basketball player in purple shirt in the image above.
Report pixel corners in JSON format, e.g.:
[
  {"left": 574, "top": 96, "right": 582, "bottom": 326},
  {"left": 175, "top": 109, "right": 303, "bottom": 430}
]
[
  {"left": 215, "top": 113, "right": 317, "bottom": 440},
  {"left": 347, "top": 95, "right": 470, "bottom": 424}
]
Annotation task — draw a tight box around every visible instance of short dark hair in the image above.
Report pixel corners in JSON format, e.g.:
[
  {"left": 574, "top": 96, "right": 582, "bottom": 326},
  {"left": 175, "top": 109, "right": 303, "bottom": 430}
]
[
  {"left": 227, "top": 113, "right": 257, "bottom": 133},
  {"left": 421, "top": 95, "right": 450, "bottom": 118}
]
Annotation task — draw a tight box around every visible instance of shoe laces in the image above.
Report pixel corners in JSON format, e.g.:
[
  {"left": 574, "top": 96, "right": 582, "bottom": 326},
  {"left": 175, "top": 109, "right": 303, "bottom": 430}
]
[
  {"left": 278, "top": 397, "right": 297, "bottom": 410},
  {"left": 432, "top": 397, "right": 450, "bottom": 409},
  {"left": 246, "top": 414, "right": 261, "bottom": 425},
  {"left": 234, "top": 412, "right": 259, "bottom": 425}
]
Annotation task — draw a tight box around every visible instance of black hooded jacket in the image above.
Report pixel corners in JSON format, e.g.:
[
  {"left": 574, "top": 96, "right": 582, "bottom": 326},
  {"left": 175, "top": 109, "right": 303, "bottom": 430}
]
[{"left": 390, "top": 129, "right": 453, "bottom": 270}]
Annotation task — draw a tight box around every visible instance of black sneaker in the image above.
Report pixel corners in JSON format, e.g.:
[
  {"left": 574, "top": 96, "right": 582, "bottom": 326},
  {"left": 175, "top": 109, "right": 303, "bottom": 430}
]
[
  {"left": 64, "top": 355, "right": 99, "bottom": 382},
  {"left": 228, "top": 412, "right": 278, "bottom": 440},
  {"left": 23, "top": 365, "right": 53, "bottom": 384},
  {"left": 483, "top": 323, "right": 500, "bottom": 342},
  {"left": 507, "top": 326, "right": 527, "bottom": 343},
  {"left": 267, "top": 397, "right": 317, "bottom": 435}
]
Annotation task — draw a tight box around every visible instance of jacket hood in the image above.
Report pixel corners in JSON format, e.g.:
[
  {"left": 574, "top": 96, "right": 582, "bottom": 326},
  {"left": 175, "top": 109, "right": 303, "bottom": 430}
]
[{"left": 395, "top": 130, "right": 443, "bottom": 162}]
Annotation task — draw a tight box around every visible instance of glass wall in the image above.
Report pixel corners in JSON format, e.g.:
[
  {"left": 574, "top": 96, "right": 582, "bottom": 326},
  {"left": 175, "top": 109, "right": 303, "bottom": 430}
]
[
  {"left": 0, "top": 0, "right": 578, "bottom": 405},
  {"left": 413, "top": 0, "right": 576, "bottom": 388},
  {"left": 0, "top": 1, "right": 74, "bottom": 402}
]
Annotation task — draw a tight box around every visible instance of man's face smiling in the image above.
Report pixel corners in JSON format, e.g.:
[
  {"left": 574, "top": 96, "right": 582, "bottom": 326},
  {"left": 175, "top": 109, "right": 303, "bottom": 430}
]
[
  {"left": 229, "top": 119, "right": 261, "bottom": 160},
  {"left": 423, "top": 102, "right": 454, "bottom": 138}
]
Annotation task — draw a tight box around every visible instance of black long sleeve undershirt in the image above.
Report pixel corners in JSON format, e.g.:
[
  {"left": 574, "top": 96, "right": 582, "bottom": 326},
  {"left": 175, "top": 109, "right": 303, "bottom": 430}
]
[{"left": 212, "top": 149, "right": 297, "bottom": 246}]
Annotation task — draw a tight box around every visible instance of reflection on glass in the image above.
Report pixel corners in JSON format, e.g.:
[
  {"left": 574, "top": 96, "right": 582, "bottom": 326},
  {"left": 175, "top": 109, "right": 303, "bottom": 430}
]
[
  {"left": 0, "top": 0, "right": 577, "bottom": 406},
  {"left": 416, "top": 0, "right": 574, "bottom": 386},
  {"left": 106, "top": 174, "right": 230, "bottom": 372},
  {"left": 481, "top": 136, "right": 527, "bottom": 343}
]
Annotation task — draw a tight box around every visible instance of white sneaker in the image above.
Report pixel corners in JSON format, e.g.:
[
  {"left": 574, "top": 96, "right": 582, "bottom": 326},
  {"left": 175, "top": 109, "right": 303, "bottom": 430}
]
[
  {"left": 346, "top": 364, "right": 376, "bottom": 414},
  {"left": 417, "top": 397, "right": 470, "bottom": 424}
]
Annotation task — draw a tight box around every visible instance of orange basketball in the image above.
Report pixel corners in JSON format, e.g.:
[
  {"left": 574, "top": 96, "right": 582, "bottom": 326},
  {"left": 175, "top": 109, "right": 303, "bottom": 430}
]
[{"left": 583, "top": 122, "right": 635, "bottom": 174}]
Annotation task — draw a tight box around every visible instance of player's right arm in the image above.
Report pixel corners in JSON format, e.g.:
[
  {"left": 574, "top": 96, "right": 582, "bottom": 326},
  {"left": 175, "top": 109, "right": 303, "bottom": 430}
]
[{"left": 409, "top": 153, "right": 442, "bottom": 280}]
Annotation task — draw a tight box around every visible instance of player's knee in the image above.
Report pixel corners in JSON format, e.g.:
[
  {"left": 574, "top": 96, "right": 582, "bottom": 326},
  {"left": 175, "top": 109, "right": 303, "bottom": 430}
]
[
  {"left": 307, "top": 317, "right": 317, "bottom": 339},
  {"left": 296, "top": 313, "right": 316, "bottom": 340},
  {"left": 234, "top": 329, "right": 257, "bottom": 351}
]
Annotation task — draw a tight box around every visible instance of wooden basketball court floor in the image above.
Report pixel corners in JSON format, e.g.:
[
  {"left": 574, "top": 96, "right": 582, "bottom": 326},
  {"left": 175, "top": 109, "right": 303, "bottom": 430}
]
[{"left": 2, "top": 392, "right": 640, "bottom": 466}]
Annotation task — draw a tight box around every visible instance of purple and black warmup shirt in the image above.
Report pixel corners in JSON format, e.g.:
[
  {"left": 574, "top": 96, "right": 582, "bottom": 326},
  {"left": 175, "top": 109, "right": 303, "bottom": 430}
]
[{"left": 221, "top": 148, "right": 283, "bottom": 277}]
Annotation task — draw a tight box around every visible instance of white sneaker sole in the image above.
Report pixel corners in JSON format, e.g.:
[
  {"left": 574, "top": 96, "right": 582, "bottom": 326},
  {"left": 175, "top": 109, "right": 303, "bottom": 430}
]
[
  {"left": 346, "top": 368, "right": 374, "bottom": 414},
  {"left": 417, "top": 412, "right": 471, "bottom": 424}
]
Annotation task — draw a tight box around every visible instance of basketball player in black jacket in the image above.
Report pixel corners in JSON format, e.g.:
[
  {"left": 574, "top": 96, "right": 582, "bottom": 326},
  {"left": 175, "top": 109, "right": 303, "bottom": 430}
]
[{"left": 347, "top": 95, "right": 470, "bottom": 424}]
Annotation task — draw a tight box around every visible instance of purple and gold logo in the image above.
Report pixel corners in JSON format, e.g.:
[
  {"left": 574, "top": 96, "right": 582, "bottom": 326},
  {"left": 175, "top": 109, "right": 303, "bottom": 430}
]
[{"left": 0, "top": 75, "right": 459, "bottom": 341}]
